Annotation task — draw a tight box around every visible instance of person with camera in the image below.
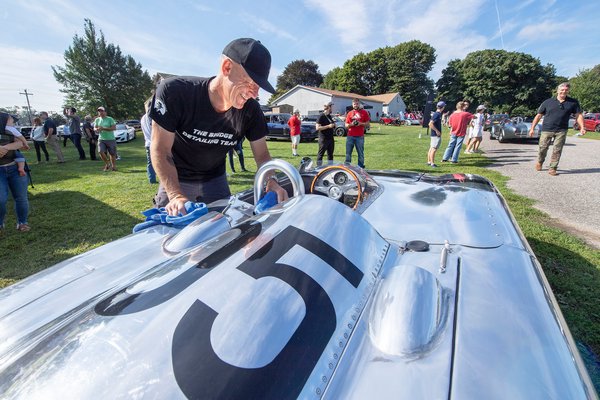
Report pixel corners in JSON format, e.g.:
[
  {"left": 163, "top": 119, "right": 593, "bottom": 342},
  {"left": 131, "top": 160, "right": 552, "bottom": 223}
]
[
  {"left": 316, "top": 102, "right": 336, "bottom": 166},
  {"left": 344, "top": 98, "right": 370, "bottom": 168},
  {"left": 63, "top": 107, "right": 86, "bottom": 160}
]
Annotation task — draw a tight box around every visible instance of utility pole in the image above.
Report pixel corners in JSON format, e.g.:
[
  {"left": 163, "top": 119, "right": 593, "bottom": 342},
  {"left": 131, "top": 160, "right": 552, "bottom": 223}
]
[{"left": 19, "top": 89, "right": 34, "bottom": 125}]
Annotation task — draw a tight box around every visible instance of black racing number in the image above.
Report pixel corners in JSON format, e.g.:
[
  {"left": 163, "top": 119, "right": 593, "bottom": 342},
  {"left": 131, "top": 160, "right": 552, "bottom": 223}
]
[{"left": 173, "top": 226, "right": 363, "bottom": 399}]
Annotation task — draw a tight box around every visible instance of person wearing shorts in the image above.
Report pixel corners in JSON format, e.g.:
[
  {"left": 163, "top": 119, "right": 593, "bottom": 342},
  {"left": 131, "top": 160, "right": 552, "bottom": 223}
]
[
  {"left": 287, "top": 109, "right": 301, "bottom": 157},
  {"left": 94, "top": 106, "right": 117, "bottom": 171},
  {"left": 465, "top": 105, "right": 485, "bottom": 153},
  {"left": 427, "top": 101, "right": 445, "bottom": 167}
]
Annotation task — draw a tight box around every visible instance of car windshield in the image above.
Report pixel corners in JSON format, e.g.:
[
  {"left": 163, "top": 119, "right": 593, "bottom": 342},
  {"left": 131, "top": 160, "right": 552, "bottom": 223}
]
[{"left": 116, "top": 124, "right": 128, "bottom": 130}]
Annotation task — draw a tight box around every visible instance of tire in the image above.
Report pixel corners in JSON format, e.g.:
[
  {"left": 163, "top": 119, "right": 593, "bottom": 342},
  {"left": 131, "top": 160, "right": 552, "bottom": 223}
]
[
  {"left": 335, "top": 127, "right": 346, "bottom": 137},
  {"left": 595, "top": 125, "right": 600, "bottom": 132},
  {"left": 498, "top": 130, "right": 507, "bottom": 143}
]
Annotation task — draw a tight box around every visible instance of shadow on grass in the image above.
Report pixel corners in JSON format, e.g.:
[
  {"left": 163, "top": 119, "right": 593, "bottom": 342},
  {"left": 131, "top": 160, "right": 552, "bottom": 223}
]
[
  {"left": 527, "top": 236, "right": 600, "bottom": 392},
  {"left": 0, "top": 190, "right": 139, "bottom": 286}
]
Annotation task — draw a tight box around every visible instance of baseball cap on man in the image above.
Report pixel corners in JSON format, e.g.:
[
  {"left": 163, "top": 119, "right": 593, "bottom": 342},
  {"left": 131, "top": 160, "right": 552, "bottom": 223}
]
[
  {"left": 324, "top": 101, "right": 334, "bottom": 107},
  {"left": 436, "top": 101, "right": 446, "bottom": 108},
  {"left": 97, "top": 106, "right": 106, "bottom": 112},
  {"left": 476, "top": 104, "right": 486, "bottom": 111},
  {"left": 223, "top": 38, "right": 276, "bottom": 94}
]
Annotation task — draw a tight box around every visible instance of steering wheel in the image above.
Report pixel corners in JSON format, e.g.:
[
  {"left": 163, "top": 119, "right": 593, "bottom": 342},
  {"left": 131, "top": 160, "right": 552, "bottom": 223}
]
[
  {"left": 309, "top": 165, "right": 363, "bottom": 209},
  {"left": 254, "top": 159, "right": 305, "bottom": 208}
]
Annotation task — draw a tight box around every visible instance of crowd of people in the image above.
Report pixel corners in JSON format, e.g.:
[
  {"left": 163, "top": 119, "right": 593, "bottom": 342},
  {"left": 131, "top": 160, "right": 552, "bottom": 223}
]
[{"left": 1, "top": 38, "right": 587, "bottom": 234}]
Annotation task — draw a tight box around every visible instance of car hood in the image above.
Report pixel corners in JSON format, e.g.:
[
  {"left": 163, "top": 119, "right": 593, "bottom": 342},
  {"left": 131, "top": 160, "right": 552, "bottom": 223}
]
[{"left": 0, "top": 168, "right": 594, "bottom": 399}]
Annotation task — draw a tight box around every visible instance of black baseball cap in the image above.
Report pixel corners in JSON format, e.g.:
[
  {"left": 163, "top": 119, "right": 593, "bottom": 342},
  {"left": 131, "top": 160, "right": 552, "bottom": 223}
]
[{"left": 223, "top": 38, "right": 275, "bottom": 94}]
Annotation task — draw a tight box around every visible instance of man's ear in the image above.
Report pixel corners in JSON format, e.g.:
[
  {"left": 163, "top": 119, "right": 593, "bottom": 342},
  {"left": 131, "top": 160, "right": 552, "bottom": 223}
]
[{"left": 221, "top": 57, "right": 233, "bottom": 77}]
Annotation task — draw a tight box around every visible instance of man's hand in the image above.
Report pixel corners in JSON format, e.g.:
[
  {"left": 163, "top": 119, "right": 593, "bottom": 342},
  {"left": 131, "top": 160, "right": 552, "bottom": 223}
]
[
  {"left": 0, "top": 146, "right": 7, "bottom": 157},
  {"left": 580, "top": 127, "right": 586, "bottom": 136},
  {"left": 165, "top": 195, "right": 190, "bottom": 216},
  {"left": 528, "top": 128, "right": 535, "bottom": 137},
  {"left": 266, "top": 178, "right": 289, "bottom": 203}
]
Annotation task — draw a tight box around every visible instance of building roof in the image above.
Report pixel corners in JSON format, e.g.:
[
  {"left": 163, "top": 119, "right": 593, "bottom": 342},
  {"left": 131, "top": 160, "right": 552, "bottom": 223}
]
[
  {"left": 365, "top": 93, "right": 401, "bottom": 105},
  {"left": 272, "top": 85, "right": 383, "bottom": 105}
]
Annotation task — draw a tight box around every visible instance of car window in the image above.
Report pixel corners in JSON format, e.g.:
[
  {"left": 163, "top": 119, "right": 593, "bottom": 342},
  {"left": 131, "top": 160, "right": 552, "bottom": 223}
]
[{"left": 116, "top": 124, "right": 127, "bottom": 130}]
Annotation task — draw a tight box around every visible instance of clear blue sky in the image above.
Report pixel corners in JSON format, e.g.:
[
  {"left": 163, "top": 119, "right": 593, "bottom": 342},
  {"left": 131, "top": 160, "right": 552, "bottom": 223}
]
[{"left": 1, "top": 0, "right": 598, "bottom": 113}]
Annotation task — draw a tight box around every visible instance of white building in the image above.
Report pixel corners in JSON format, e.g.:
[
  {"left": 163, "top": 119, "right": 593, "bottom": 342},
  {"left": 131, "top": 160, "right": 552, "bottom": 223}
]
[
  {"left": 270, "top": 85, "right": 384, "bottom": 120},
  {"left": 365, "top": 93, "right": 406, "bottom": 118}
]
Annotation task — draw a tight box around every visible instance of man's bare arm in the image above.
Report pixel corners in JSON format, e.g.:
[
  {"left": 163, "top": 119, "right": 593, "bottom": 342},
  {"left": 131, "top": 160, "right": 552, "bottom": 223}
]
[
  {"left": 529, "top": 113, "right": 543, "bottom": 137},
  {"left": 249, "top": 137, "right": 289, "bottom": 202},
  {"left": 150, "top": 122, "right": 188, "bottom": 215}
]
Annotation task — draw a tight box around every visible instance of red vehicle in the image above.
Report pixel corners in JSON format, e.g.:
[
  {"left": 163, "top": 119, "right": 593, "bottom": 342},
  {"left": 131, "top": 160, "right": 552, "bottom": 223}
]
[{"left": 580, "top": 113, "right": 600, "bottom": 132}]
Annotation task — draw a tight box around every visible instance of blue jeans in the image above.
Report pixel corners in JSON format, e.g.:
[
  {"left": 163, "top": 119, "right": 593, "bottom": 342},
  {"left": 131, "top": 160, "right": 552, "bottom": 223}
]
[
  {"left": 0, "top": 163, "right": 29, "bottom": 226},
  {"left": 145, "top": 147, "right": 157, "bottom": 184},
  {"left": 442, "top": 135, "right": 465, "bottom": 162},
  {"left": 345, "top": 136, "right": 365, "bottom": 168}
]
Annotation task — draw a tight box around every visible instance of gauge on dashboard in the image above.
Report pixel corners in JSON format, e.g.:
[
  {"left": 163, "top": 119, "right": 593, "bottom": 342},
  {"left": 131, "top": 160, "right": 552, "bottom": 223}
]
[{"left": 333, "top": 171, "right": 347, "bottom": 185}]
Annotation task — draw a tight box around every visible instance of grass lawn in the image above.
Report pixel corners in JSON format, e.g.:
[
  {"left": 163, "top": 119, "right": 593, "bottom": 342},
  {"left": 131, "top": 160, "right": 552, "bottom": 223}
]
[{"left": 2, "top": 124, "right": 599, "bottom": 386}]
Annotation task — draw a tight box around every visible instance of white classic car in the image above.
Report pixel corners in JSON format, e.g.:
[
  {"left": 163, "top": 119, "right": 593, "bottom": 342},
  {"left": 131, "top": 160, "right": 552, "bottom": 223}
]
[{"left": 0, "top": 159, "right": 596, "bottom": 399}]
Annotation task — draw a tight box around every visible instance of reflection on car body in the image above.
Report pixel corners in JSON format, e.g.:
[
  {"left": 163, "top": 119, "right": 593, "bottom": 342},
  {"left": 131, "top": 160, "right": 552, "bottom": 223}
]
[{"left": 0, "top": 159, "right": 596, "bottom": 399}]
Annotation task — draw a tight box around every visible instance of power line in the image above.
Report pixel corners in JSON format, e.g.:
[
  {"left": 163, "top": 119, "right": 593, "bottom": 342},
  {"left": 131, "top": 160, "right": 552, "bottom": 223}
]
[{"left": 19, "top": 89, "right": 34, "bottom": 125}]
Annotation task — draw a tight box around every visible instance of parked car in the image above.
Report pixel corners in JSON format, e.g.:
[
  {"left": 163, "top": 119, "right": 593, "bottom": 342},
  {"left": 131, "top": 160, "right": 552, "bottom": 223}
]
[
  {"left": 579, "top": 112, "right": 600, "bottom": 132},
  {"left": 0, "top": 159, "right": 595, "bottom": 398},
  {"left": 380, "top": 116, "right": 400, "bottom": 126},
  {"left": 403, "top": 116, "right": 421, "bottom": 126},
  {"left": 489, "top": 116, "right": 540, "bottom": 143},
  {"left": 483, "top": 113, "right": 510, "bottom": 131},
  {"left": 124, "top": 119, "right": 141, "bottom": 130},
  {"left": 17, "top": 126, "right": 33, "bottom": 140},
  {"left": 264, "top": 113, "right": 317, "bottom": 142},
  {"left": 301, "top": 114, "right": 346, "bottom": 137},
  {"left": 114, "top": 123, "right": 136, "bottom": 142}
]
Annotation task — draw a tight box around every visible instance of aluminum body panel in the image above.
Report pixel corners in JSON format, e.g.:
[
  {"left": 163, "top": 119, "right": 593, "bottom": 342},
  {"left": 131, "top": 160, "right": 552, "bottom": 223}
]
[
  {"left": 361, "top": 175, "right": 523, "bottom": 248},
  {"left": 0, "top": 196, "right": 390, "bottom": 399},
  {"left": 0, "top": 165, "right": 596, "bottom": 399}
]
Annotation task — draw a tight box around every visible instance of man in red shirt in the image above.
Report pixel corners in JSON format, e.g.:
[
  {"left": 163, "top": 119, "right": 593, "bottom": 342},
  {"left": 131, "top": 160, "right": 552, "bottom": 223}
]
[
  {"left": 287, "top": 110, "right": 301, "bottom": 156},
  {"left": 442, "top": 101, "right": 473, "bottom": 163},
  {"left": 344, "top": 98, "right": 370, "bottom": 168}
]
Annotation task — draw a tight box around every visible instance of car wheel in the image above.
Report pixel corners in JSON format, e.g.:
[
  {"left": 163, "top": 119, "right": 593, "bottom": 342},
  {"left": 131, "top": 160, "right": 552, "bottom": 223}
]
[
  {"left": 335, "top": 127, "right": 345, "bottom": 137},
  {"left": 595, "top": 125, "right": 600, "bottom": 132},
  {"left": 498, "top": 130, "right": 507, "bottom": 143}
]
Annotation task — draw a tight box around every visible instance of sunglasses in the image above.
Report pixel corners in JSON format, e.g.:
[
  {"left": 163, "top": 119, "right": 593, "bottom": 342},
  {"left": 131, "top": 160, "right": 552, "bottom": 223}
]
[
  {"left": 559, "top": 103, "right": 564, "bottom": 110},
  {"left": 97, "top": 109, "right": 105, "bottom": 112}
]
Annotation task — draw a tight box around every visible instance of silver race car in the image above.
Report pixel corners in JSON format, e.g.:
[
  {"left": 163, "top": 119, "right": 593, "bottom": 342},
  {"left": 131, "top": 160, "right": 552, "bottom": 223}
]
[
  {"left": 489, "top": 116, "right": 541, "bottom": 143},
  {"left": 0, "top": 159, "right": 596, "bottom": 399}
]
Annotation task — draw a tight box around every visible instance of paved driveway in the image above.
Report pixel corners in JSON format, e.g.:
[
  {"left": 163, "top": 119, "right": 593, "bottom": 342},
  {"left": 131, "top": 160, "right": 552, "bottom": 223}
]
[{"left": 482, "top": 135, "right": 600, "bottom": 249}]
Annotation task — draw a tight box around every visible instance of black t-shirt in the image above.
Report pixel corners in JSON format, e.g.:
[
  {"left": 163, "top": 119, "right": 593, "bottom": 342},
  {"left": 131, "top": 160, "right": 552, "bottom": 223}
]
[
  {"left": 317, "top": 113, "right": 334, "bottom": 138},
  {"left": 43, "top": 118, "right": 57, "bottom": 136},
  {"left": 149, "top": 76, "right": 268, "bottom": 181},
  {"left": 538, "top": 96, "right": 582, "bottom": 132}
]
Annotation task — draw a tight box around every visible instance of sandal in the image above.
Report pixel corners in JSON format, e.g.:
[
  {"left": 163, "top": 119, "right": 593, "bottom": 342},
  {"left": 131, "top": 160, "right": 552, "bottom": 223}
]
[
  {"left": 17, "top": 223, "right": 31, "bottom": 232},
  {"left": 103, "top": 164, "right": 111, "bottom": 171}
]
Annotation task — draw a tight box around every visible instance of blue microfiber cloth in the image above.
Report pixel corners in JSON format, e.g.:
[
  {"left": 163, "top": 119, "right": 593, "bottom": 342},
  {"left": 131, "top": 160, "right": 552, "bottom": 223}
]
[
  {"left": 133, "top": 201, "right": 208, "bottom": 233},
  {"left": 254, "top": 191, "right": 278, "bottom": 214}
]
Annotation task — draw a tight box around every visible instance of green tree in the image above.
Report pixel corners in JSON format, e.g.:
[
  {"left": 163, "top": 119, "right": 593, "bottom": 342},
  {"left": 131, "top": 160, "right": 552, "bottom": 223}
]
[
  {"left": 321, "top": 40, "right": 436, "bottom": 109},
  {"left": 570, "top": 65, "right": 600, "bottom": 112},
  {"left": 322, "top": 67, "right": 344, "bottom": 91},
  {"left": 269, "top": 59, "right": 323, "bottom": 103},
  {"left": 52, "top": 19, "right": 153, "bottom": 120},
  {"left": 436, "top": 59, "right": 464, "bottom": 108},
  {"left": 436, "top": 50, "right": 556, "bottom": 115},
  {"left": 386, "top": 40, "right": 436, "bottom": 109}
]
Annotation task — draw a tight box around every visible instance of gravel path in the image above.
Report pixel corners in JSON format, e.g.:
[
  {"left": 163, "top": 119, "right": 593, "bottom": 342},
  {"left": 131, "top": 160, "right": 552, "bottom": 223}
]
[{"left": 482, "top": 134, "right": 600, "bottom": 249}]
